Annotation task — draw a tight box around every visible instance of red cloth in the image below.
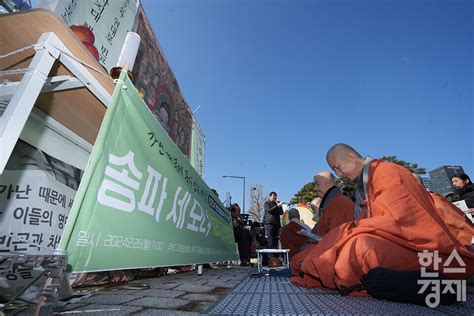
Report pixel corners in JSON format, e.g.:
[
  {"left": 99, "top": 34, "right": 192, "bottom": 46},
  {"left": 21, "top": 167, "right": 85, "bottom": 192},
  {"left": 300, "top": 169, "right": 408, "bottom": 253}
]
[
  {"left": 280, "top": 221, "right": 309, "bottom": 260},
  {"left": 316, "top": 193, "right": 355, "bottom": 236},
  {"left": 291, "top": 160, "right": 474, "bottom": 295}
]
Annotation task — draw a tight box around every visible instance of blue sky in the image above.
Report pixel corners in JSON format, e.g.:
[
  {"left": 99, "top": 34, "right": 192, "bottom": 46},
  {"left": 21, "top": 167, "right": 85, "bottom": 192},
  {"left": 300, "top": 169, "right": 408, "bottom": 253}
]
[{"left": 141, "top": 0, "right": 473, "bottom": 210}]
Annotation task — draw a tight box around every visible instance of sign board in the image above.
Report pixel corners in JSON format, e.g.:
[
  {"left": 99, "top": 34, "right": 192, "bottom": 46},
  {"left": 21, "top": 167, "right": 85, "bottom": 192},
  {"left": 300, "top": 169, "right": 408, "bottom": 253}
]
[{"left": 60, "top": 72, "right": 236, "bottom": 272}]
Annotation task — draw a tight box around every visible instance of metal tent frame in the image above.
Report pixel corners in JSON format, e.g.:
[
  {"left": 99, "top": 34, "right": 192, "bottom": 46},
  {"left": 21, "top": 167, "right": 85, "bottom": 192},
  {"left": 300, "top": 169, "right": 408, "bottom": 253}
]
[
  {"left": 0, "top": 31, "right": 112, "bottom": 174},
  {"left": 0, "top": 31, "right": 113, "bottom": 315}
]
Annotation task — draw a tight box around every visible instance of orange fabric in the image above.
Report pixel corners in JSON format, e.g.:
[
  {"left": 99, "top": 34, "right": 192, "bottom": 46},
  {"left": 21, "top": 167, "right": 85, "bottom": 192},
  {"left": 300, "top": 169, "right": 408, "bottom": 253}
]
[
  {"left": 292, "top": 160, "right": 474, "bottom": 295},
  {"left": 430, "top": 192, "right": 474, "bottom": 247},
  {"left": 316, "top": 194, "right": 355, "bottom": 236},
  {"left": 290, "top": 193, "right": 353, "bottom": 279},
  {"left": 280, "top": 221, "right": 309, "bottom": 260},
  {"left": 290, "top": 241, "right": 317, "bottom": 277}
]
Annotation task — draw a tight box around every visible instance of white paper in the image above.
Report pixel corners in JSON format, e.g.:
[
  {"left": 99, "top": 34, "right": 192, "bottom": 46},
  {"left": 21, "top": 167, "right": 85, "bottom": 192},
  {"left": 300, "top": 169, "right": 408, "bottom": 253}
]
[
  {"left": 453, "top": 200, "right": 473, "bottom": 224},
  {"left": 453, "top": 200, "right": 469, "bottom": 212}
]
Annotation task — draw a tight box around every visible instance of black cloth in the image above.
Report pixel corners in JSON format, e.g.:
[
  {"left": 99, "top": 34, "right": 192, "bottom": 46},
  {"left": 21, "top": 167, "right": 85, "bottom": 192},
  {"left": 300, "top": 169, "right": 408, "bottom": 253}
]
[
  {"left": 319, "top": 186, "right": 341, "bottom": 209},
  {"left": 252, "top": 233, "right": 268, "bottom": 249},
  {"left": 362, "top": 267, "right": 457, "bottom": 306},
  {"left": 265, "top": 223, "right": 280, "bottom": 249},
  {"left": 263, "top": 200, "right": 283, "bottom": 225},
  {"left": 454, "top": 183, "right": 474, "bottom": 208},
  {"left": 249, "top": 231, "right": 268, "bottom": 260},
  {"left": 233, "top": 226, "right": 251, "bottom": 262}
]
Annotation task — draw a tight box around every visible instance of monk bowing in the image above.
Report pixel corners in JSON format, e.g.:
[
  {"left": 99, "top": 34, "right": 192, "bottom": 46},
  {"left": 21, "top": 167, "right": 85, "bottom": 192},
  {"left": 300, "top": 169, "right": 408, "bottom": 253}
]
[
  {"left": 292, "top": 143, "right": 474, "bottom": 297},
  {"left": 312, "top": 171, "right": 355, "bottom": 236},
  {"left": 290, "top": 171, "right": 354, "bottom": 277}
]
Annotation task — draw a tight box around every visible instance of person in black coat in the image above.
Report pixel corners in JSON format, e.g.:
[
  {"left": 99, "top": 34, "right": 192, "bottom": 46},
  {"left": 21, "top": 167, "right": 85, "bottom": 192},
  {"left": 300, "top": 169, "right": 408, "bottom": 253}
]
[
  {"left": 451, "top": 173, "right": 474, "bottom": 214},
  {"left": 263, "top": 191, "right": 283, "bottom": 249},
  {"left": 230, "top": 203, "right": 251, "bottom": 266}
]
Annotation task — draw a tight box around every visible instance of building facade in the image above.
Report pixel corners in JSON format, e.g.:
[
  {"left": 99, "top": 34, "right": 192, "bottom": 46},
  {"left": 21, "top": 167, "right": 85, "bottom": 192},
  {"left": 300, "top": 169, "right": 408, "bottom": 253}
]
[
  {"left": 420, "top": 177, "right": 434, "bottom": 192},
  {"left": 429, "top": 166, "right": 465, "bottom": 196}
]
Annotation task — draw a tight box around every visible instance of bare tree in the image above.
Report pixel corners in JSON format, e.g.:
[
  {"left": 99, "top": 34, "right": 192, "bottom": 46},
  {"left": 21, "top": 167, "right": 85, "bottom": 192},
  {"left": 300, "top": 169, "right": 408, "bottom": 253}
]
[{"left": 248, "top": 184, "right": 265, "bottom": 222}]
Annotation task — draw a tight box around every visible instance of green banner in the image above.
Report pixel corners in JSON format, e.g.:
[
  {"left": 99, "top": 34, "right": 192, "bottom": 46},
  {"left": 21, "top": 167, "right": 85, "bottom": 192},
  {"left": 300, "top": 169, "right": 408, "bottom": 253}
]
[{"left": 60, "top": 72, "right": 236, "bottom": 272}]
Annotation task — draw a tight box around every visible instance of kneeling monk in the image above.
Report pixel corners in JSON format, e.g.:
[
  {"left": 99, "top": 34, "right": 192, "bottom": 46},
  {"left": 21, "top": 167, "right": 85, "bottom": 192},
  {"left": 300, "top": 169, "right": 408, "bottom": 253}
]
[
  {"left": 290, "top": 171, "right": 355, "bottom": 276},
  {"left": 280, "top": 208, "right": 318, "bottom": 260},
  {"left": 292, "top": 143, "right": 474, "bottom": 296},
  {"left": 312, "top": 170, "right": 355, "bottom": 236}
]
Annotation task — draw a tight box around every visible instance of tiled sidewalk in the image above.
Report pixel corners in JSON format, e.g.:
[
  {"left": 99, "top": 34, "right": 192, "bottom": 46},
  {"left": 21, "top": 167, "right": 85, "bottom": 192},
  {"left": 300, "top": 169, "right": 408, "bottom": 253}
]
[{"left": 7, "top": 266, "right": 251, "bottom": 315}]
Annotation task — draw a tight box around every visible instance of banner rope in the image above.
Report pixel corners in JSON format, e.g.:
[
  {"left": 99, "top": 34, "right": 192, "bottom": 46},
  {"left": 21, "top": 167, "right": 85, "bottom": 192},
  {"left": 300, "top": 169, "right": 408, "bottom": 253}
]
[
  {"left": 0, "top": 44, "right": 38, "bottom": 60},
  {"left": 0, "top": 68, "right": 32, "bottom": 76},
  {"left": 0, "top": 42, "right": 114, "bottom": 83},
  {"left": 48, "top": 43, "right": 115, "bottom": 83}
]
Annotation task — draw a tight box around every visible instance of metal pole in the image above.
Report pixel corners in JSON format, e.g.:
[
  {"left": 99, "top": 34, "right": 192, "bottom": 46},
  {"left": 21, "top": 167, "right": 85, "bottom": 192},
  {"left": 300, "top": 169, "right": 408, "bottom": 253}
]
[
  {"left": 222, "top": 175, "right": 245, "bottom": 213},
  {"left": 243, "top": 177, "right": 246, "bottom": 214}
]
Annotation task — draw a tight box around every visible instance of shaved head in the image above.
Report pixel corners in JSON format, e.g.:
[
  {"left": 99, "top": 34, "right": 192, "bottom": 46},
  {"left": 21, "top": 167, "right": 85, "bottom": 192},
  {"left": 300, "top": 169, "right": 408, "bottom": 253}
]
[
  {"left": 314, "top": 170, "right": 336, "bottom": 196},
  {"left": 288, "top": 208, "right": 300, "bottom": 220},
  {"left": 326, "top": 143, "right": 363, "bottom": 163},
  {"left": 326, "top": 143, "right": 365, "bottom": 182},
  {"left": 317, "top": 171, "right": 336, "bottom": 186}
]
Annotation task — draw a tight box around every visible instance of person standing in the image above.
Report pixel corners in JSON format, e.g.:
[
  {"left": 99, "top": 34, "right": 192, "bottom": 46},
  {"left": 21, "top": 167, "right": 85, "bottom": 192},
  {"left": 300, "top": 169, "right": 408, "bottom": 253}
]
[
  {"left": 264, "top": 191, "right": 283, "bottom": 249},
  {"left": 230, "top": 203, "right": 251, "bottom": 266}
]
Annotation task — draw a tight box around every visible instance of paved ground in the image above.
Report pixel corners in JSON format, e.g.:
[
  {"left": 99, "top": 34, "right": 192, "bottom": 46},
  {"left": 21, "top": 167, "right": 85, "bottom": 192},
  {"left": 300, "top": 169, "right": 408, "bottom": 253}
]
[
  {"left": 5, "top": 265, "right": 252, "bottom": 315},
  {"left": 3, "top": 266, "right": 473, "bottom": 315},
  {"left": 208, "top": 274, "right": 474, "bottom": 315}
]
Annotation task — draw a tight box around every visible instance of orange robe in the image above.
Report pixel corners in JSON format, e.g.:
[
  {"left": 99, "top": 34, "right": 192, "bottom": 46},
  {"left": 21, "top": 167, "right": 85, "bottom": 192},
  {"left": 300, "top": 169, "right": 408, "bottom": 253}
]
[
  {"left": 316, "top": 192, "right": 355, "bottom": 236},
  {"left": 291, "top": 191, "right": 354, "bottom": 277},
  {"left": 290, "top": 241, "right": 317, "bottom": 277},
  {"left": 430, "top": 192, "right": 474, "bottom": 247},
  {"left": 291, "top": 160, "right": 474, "bottom": 295},
  {"left": 280, "top": 221, "right": 309, "bottom": 260}
]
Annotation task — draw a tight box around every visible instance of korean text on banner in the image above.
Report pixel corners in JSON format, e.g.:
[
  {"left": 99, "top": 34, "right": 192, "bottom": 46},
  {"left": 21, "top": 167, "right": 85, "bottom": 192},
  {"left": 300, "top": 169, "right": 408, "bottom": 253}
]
[
  {"left": 60, "top": 71, "right": 236, "bottom": 272},
  {"left": 39, "top": 0, "right": 139, "bottom": 71}
]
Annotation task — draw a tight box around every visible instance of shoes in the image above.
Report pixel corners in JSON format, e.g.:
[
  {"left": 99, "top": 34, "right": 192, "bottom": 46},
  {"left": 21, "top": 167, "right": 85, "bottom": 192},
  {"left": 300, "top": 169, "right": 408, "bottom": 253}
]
[{"left": 239, "top": 260, "right": 251, "bottom": 267}]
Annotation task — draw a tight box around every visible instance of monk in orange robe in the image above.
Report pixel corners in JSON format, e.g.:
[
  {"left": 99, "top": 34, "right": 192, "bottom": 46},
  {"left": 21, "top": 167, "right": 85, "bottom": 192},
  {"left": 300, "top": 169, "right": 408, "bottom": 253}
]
[
  {"left": 290, "top": 171, "right": 354, "bottom": 276},
  {"left": 312, "top": 171, "right": 355, "bottom": 236},
  {"left": 292, "top": 144, "right": 474, "bottom": 296},
  {"left": 280, "top": 208, "right": 314, "bottom": 260}
]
